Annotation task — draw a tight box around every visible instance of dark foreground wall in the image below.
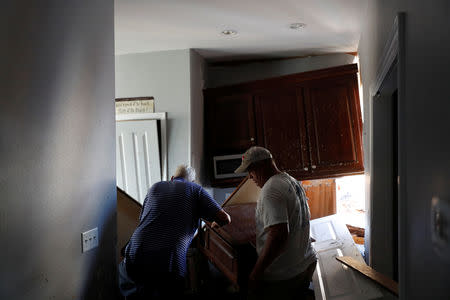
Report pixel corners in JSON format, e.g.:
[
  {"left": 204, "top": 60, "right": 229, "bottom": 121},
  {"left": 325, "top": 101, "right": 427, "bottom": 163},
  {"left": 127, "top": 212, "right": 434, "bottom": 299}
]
[
  {"left": 0, "top": 1, "right": 117, "bottom": 299},
  {"left": 359, "top": 1, "right": 450, "bottom": 299}
]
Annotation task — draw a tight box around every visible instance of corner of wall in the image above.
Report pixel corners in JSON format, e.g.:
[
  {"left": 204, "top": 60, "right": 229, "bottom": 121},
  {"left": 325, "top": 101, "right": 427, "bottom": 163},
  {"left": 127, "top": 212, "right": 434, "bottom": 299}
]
[{"left": 189, "top": 50, "right": 207, "bottom": 185}]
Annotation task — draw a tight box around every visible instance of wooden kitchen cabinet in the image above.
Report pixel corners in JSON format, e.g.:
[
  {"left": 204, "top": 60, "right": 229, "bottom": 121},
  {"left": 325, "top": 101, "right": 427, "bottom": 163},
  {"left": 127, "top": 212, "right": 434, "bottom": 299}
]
[
  {"left": 204, "top": 93, "right": 256, "bottom": 154},
  {"left": 303, "top": 74, "right": 364, "bottom": 178},
  {"left": 303, "top": 74, "right": 364, "bottom": 176},
  {"left": 302, "top": 179, "right": 337, "bottom": 220},
  {"left": 254, "top": 88, "right": 310, "bottom": 179},
  {"left": 204, "top": 64, "right": 364, "bottom": 187}
]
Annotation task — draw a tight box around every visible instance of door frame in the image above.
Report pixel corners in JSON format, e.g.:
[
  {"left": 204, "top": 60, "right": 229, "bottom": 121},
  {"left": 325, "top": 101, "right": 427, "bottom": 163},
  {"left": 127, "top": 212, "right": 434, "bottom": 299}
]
[{"left": 366, "top": 12, "right": 405, "bottom": 296}]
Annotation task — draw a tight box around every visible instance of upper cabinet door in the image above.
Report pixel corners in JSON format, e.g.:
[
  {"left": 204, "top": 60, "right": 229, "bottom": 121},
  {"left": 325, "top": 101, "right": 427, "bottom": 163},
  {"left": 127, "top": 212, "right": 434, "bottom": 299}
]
[
  {"left": 254, "top": 88, "right": 310, "bottom": 177},
  {"left": 205, "top": 93, "right": 256, "bottom": 154},
  {"left": 304, "top": 74, "right": 364, "bottom": 176}
]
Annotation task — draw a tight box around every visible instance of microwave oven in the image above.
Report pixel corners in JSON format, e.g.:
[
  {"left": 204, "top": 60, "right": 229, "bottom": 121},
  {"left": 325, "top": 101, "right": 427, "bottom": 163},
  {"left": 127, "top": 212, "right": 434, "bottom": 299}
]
[{"left": 213, "top": 154, "right": 247, "bottom": 179}]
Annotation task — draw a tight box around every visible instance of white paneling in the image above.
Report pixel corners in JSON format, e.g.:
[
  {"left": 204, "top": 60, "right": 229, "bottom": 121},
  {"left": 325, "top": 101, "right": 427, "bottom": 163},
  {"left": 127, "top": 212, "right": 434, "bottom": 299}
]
[
  {"left": 117, "top": 133, "right": 127, "bottom": 190},
  {"left": 116, "top": 120, "right": 161, "bottom": 204},
  {"left": 311, "top": 215, "right": 383, "bottom": 300},
  {"left": 311, "top": 215, "right": 352, "bottom": 244},
  {"left": 116, "top": 112, "right": 168, "bottom": 181}
]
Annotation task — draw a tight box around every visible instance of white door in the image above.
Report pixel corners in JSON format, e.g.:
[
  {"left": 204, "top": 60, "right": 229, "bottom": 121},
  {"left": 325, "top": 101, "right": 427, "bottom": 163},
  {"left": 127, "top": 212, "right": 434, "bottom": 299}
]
[
  {"left": 116, "top": 119, "right": 161, "bottom": 204},
  {"left": 311, "top": 214, "right": 385, "bottom": 300}
]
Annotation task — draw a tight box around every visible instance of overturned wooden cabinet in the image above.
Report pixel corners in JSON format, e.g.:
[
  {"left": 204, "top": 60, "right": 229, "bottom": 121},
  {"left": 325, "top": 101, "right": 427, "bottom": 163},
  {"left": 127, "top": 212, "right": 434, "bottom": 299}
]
[{"left": 197, "top": 176, "right": 260, "bottom": 290}]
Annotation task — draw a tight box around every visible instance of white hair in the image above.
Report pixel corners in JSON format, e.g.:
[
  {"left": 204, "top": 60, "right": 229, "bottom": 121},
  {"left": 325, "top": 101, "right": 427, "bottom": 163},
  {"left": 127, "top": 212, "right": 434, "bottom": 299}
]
[{"left": 173, "top": 164, "right": 196, "bottom": 182}]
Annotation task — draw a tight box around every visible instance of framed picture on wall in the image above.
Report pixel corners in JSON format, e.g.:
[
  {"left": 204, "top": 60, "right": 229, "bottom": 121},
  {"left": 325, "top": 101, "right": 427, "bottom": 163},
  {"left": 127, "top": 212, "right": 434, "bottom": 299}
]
[{"left": 115, "top": 96, "right": 155, "bottom": 115}]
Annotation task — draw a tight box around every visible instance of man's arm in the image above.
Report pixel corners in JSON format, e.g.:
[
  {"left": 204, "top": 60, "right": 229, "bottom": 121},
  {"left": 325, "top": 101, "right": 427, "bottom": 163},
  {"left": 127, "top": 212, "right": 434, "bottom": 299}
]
[
  {"left": 212, "top": 209, "right": 231, "bottom": 227},
  {"left": 249, "top": 222, "right": 289, "bottom": 283},
  {"left": 197, "top": 186, "right": 231, "bottom": 227}
]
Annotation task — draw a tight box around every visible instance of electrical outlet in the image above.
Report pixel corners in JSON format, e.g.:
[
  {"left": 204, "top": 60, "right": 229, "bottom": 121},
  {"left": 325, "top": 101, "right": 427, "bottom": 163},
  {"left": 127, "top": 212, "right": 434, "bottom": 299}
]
[{"left": 81, "top": 227, "right": 98, "bottom": 253}]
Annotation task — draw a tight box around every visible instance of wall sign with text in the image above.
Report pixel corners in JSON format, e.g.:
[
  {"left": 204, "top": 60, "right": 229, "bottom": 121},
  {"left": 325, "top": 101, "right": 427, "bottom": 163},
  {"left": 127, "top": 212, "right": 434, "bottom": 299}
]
[{"left": 115, "top": 97, "right": 155, "bottom": 115}]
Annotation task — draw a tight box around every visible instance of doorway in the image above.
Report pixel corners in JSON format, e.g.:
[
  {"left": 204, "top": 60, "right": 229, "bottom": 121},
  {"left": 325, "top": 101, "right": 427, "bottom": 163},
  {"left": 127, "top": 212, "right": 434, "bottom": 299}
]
[{"left": 370, "top": 62, "right": 399, "bottom": 281}]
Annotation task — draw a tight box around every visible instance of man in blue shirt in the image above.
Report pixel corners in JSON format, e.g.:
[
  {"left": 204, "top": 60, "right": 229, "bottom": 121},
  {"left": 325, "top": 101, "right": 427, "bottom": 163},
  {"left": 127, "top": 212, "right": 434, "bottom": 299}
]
[{"left": 119, "top": 165, "right": 231, "bottom": 299}]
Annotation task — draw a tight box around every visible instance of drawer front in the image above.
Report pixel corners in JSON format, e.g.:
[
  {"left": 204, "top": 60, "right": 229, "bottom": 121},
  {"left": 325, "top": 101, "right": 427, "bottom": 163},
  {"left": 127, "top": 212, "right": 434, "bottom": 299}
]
[
  {"left": 203, "top": 229, "right": 238, "bottom": 283},
  {"left": 208, "top": 231, "right": 237, "bottom": 273}
]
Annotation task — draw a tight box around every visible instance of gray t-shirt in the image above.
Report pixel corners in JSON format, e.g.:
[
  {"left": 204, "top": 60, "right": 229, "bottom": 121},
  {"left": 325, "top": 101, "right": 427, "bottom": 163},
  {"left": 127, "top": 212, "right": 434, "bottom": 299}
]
[{"left": 255, "top": 172, "right": 317, "bottom": 280}]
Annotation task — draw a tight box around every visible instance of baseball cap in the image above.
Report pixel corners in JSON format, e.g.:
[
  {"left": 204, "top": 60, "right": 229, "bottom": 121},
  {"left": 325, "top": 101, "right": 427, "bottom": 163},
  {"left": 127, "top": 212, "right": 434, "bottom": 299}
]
[{"left": 234, "top": 146, "right": 273, "bottom": 173}]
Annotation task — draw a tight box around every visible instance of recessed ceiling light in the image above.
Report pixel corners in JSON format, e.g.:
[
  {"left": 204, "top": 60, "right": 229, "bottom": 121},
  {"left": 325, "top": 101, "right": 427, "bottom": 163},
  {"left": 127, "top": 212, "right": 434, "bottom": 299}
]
[
  {"left": 289, "top": 23, "right": 307, "bottom": 30},
  {"left": 221, "top": 29, "right": 237, "bottom": 36}
]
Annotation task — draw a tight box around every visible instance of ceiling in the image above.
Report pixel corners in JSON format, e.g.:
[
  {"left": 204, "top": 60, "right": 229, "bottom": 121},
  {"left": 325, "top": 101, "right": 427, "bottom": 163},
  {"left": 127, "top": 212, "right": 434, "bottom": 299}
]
[{"left": 114, "top": 0, "right": 368, "bottom": 62}]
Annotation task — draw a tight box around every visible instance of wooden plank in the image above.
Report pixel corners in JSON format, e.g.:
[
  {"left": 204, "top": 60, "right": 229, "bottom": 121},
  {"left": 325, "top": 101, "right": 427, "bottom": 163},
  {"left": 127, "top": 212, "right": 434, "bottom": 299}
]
[
  {"left": 346, "top": 224, "right": 365, "bottom": 237},
  {"left": 117, "top": 187, "right": 141, "bottom": 263},
  {"left": 336, "top": 256, "right": 398, "bottom": 296},
  {"left": 222, "top": 176, "right": 260, "bottom": 207}
]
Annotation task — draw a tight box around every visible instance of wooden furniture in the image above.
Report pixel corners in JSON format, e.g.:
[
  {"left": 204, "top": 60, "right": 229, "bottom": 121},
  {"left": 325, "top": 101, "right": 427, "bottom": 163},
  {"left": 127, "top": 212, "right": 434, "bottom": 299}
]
[
  {"left": 346, "top": 224, "right": 365, "bottom": 245},
  {"left": 206, "top": 93, "right": 257, "bottom": 154},
  {"left": 336, "top": 256, "right": 398, "bottom": 296},
  {"left": 197, "top": 177, "right": 259, "bottom": 291},
  {"left": 116, "top": 187, "right": 141, "bottom": 263},
  {"left": 204, "top": 64, "right": 364, "bottom": 187},
  {"left": 196, "top": 176, "right": 337, "bottom": 293}
]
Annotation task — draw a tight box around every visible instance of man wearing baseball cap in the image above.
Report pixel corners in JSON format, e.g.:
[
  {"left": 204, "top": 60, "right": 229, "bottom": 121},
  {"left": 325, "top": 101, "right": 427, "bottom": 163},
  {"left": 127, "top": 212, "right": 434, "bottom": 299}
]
[{"left": 235, "top": 146, "right": 317, "bottom": 299}]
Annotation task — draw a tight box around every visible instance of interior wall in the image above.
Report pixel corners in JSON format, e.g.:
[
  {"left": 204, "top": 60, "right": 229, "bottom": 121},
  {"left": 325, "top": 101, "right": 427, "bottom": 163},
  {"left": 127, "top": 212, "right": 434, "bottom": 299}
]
[
  {"left": 205, "top": 53, "right": 356, "bottom": 88},
  {"left": 0, "top": 1, "right": 117, "bottom": 299},
  {"left": 189, "top": 50, "right": 207, "bottom": 184},
  {"left": 358, "top": 1, "right": 450, "bottom": 298},
  {"left": 115, "top": 49, "right": 191, "bottom": 177}
]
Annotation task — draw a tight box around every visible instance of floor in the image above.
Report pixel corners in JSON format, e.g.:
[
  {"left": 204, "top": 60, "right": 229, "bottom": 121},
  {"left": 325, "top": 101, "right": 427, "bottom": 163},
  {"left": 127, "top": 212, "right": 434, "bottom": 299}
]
[{"left": 184, "top": 259, "right": 315, "bottom": 300}]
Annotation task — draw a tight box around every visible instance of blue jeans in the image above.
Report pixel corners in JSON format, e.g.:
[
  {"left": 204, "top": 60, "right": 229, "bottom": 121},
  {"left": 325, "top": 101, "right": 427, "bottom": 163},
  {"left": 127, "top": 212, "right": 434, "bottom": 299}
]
[
  {"left": 118, "top": 258, "right": 186, "bottom": 299},
  {"left": 247, "top": 261, "right": 317, "bottom": 300},
  {"left": 118, "top": 259, "right": 137, "bottom": 297}
]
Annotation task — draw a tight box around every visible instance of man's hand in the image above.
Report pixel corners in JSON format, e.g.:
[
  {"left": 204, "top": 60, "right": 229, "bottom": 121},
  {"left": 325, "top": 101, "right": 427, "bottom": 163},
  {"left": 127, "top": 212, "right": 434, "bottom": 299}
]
[
  {"left": 248, "top": 223, "right": 289, "bottom": 292},
  {"left": 211, "top": 221, "right": 220, "bottom": 229},
  {"left": 248, "top": 268, "right": 263, "bottom": 292},
  {"left": 214, "top": 209, "right": 231, "bottom": 227}
]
